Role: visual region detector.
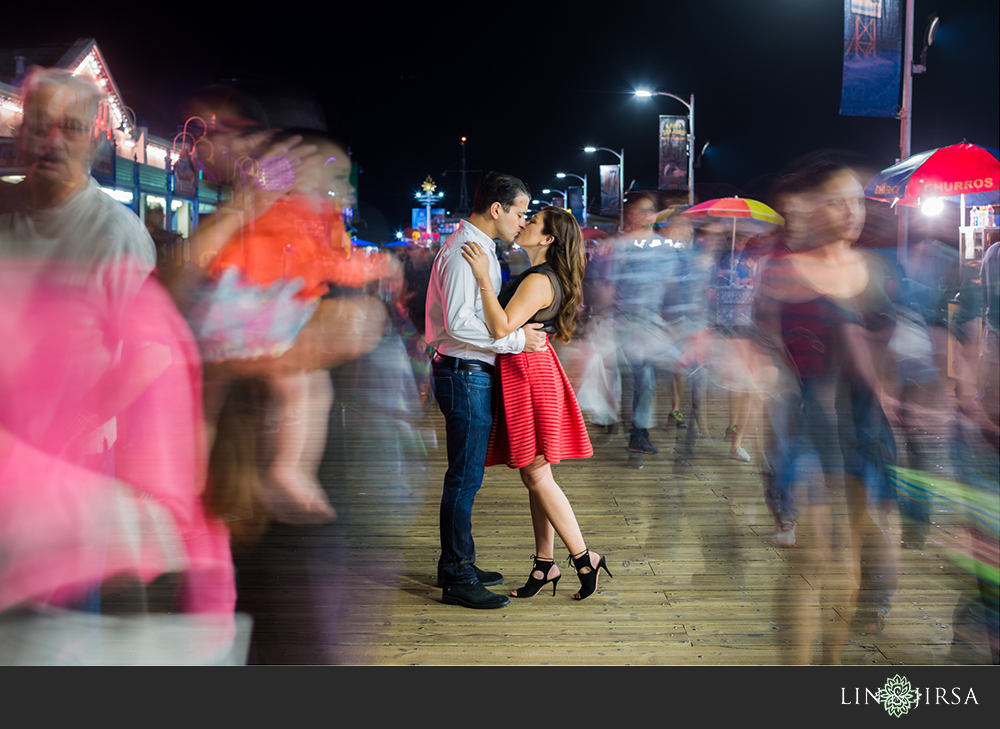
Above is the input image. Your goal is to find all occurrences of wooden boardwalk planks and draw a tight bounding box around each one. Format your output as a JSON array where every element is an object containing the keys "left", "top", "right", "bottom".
[{"left": 236, "top": 373, "right": 997, "bottom": 665}]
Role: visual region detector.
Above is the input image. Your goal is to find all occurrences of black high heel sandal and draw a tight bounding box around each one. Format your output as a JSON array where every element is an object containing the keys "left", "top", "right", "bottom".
[
  {"left": 569, "top": 549, "right": 612, "bottom": 600},
  {"left": 511, "top": 556, "right": 560, "bottom": 598}
]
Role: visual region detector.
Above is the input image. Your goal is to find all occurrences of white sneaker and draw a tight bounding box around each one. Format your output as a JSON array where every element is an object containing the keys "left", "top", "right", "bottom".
[
  {"left": 773, "top": 520, "right": 797, "bottom": 547},
  {"left": 728, "top": 447, "right": 751, "bottom": 462}
]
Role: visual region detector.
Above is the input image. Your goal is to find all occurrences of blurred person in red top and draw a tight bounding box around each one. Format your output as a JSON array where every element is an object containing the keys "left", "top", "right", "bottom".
[{"left": 757, "top": 155, "right": 901, "bottom": 661}]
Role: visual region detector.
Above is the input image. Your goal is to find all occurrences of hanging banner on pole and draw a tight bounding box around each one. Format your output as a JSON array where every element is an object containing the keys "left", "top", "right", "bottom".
[
  {"left": 658, "top": 115, "right": 689, "bottom": 191},
  {"left": 840, "top": 0, "right": 903, "bottom": 117},
  {"left": 567, "top": 186, "right": 584, "bottom": 223},
  {"left": 599, "top": 165, "right": 620, "bottom": 216}
]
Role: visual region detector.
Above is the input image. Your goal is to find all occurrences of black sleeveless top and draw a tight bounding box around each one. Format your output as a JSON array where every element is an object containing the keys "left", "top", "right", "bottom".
[{"left": 499, "top": 263, "right": 562, "bottom": 334}]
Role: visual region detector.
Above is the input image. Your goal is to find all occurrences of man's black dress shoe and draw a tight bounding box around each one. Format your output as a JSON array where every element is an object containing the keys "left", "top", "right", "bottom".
[
  {"left": 441, "top": 581, "right": 510, "bottom": 609},
  {"left": 437, "top": 564, "right": 503, "bottom": 587},
  {"left": 472, "top": 565, "right": 503, "bottom": 586}
]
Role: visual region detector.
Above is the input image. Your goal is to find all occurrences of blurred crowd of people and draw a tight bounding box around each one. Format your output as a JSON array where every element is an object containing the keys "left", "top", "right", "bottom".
[
  {"left": 0, "top": 68, "right": 409, "bottom": 663},
  {"left": 558, "top": 155, "right": 998, "bottom": 664},
  {"left": 0, "top": 66, "right": 995, "bottom": 664}
]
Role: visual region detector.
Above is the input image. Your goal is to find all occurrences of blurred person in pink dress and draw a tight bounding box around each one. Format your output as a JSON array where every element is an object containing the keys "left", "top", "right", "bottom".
[{"left": 0, "top": 69, "right": 238, "bottom": 662}]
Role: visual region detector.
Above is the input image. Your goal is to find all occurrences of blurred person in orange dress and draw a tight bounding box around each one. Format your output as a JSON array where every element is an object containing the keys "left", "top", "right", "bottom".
[
  {"left": 207, "top": 129, "right": 394, "bottom": 525},
  {"left": 178, "top": 84, "right": 390, "bottom": 530}
]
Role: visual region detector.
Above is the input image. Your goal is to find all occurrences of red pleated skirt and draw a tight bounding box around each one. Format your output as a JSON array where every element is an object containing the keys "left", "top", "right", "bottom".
[{"left": 485, "top": 346, "right": 594, "bottom": 469}]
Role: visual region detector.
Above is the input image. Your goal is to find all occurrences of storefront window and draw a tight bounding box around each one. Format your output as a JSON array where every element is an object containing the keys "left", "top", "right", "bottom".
[{"left": 100, "top": 187, "right": 134, "bottom": 205}]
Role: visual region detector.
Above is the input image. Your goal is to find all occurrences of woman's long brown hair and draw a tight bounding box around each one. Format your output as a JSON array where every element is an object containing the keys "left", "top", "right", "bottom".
[{"left": 540, "top": 206, "right": 586, "bottom": 343}]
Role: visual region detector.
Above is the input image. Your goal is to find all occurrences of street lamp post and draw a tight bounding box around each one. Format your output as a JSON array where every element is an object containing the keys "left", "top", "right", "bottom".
[
  {"left": 541, "top": 188, "right": 569, "bottom": 210},
  {"left": 584, "top": 146, "right": 624, "bottom": 231},
  {"left": 897, "top": 4, "right": 940, "bottom": 266},
  {"left": 530, "top": 200, "right": 553, "bottom": 216},
  {"left": 556, "top": 172, "right": 588, "bottom": 225},
  {"left": 635, "top": 89, "right": 695, "bottom": 206}
]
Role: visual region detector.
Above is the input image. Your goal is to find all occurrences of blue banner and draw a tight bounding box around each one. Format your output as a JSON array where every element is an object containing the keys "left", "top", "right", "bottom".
[
  {"left": 840, "top": 0, "right": 902, "bottom": 117},
  {"left": 567, "top": 186, "right": 584, "bottom": 223}
]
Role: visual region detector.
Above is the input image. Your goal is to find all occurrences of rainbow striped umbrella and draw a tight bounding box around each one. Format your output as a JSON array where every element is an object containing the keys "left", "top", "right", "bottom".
[{"left": 681, "top": 196, "right": 784, "bottom": 263}]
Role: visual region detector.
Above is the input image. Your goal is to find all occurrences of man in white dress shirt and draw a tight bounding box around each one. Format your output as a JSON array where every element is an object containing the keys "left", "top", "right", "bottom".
[{"left": 425, "top": 171, "right": 546, "bottom": 608}]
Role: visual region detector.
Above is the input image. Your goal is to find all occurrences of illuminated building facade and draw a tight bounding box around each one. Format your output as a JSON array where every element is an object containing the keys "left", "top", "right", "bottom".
[{"left": 0, "top": 38, "right": 231, "bottom": 262}]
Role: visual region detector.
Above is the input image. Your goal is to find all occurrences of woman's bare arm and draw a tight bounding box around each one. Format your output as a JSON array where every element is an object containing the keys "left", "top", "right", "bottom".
[
  {"left": 480, "top": 273, "right": 553, "bottom": 339},
  {"left": 461, "top": 242, "right": 553, "bottom": 338}
]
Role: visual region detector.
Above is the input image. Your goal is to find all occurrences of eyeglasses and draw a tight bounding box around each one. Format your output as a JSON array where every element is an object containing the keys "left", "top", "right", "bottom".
[{"left": 23, "top": 116, "right": 92, "bottom": 139}]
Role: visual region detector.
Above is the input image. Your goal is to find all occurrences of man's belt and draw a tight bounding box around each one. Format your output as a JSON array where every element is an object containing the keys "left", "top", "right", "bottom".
[{"left": 431, "top": 351, "right": 495, "bottom": 373}]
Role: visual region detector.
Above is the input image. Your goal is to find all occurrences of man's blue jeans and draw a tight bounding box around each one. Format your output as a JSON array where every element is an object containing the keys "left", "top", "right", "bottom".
[{"left": 431, "top": 362, "right": 494, "bottom": 585}]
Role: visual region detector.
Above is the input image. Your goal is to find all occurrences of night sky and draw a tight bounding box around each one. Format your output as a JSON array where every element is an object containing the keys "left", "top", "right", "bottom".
[{"left": 3, "top": 0, "right": 998, "bottom": 239}]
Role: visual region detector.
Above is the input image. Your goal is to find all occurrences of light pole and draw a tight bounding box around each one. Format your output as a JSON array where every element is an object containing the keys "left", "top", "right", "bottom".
[
  {"left": 635, "top": 89, "right": 695, "bottom": 206},
  {"left": 897, "top": 6, "right": 940, "bottom": 266},
  {"left": 541, "top": 188, "right": 569, "bottom": 210},
  {"left": 556, "top": 172, "right": 588, "bottom": 225},
  {"left": 584, "top": 146, "right": 624, "bottom": 231}
]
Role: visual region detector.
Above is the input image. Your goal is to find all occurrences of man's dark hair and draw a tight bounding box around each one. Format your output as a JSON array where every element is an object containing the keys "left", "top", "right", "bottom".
[{"left": 473, "top": 171, "right": 530, "bottom": 215}]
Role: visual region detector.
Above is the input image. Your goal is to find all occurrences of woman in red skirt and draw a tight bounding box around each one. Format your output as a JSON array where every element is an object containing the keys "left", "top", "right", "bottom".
[{"left": 461, "top": 206, "right": 609, "bottom": 600}]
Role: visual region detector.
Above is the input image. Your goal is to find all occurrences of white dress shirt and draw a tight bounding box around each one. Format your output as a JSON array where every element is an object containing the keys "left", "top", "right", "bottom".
[{"left": 425, "top": 219, "right": 525, "bottom": 364}]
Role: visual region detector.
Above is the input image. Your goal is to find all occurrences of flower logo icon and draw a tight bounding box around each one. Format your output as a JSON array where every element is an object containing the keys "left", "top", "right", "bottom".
[{"left": 881, "top": 675, "right": 917, "bottom": 717}]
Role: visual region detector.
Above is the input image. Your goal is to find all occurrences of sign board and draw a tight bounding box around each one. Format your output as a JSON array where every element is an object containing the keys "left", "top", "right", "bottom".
[{"left": 658, "top": 115, "right": 689, "bottom": 191}]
